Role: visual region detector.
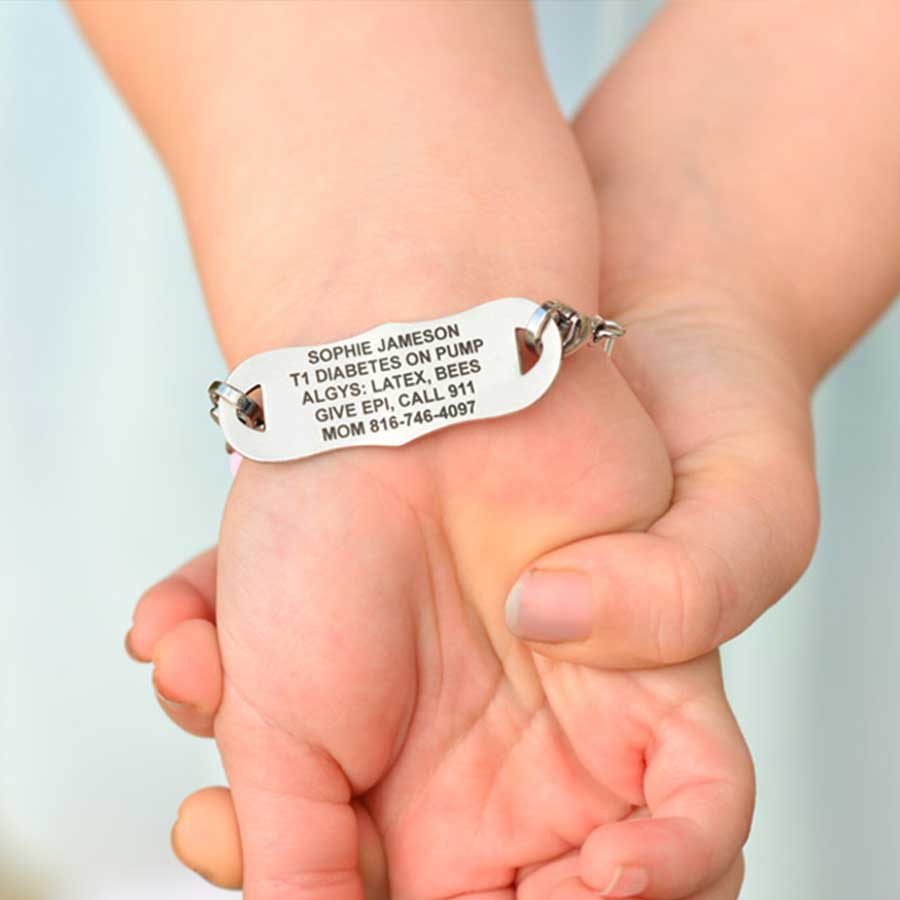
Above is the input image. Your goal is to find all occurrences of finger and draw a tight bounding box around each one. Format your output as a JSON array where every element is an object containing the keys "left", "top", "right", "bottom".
[
  {"left": 216, "top": 689, "right": 369, "bottom": 900},
  {"left": 516, "top": 849, "right": 580, "bottom": 900},
  {"left": 355, "top": 801, "right": 390, "bottom": 900},
  {"left": 126, "top": 547, "right": 218, "bottom": 662},
  {"left": 171, "top": 787, "right": 389, "bottom": 899},
  {"left": 505, "top": 439, "right": 818, "bottom": 667},
  {"left": 549, "top": 854, "right": 743, "bottom": 900},
  {"left": 152, "top": 618, "right": 223, "bottom": 737},
  {"left": 172, "top": 786, "right": 243, "bottom": 890},
  {"left": 577, "top": 666, "right": 753, "bottom": 898}
]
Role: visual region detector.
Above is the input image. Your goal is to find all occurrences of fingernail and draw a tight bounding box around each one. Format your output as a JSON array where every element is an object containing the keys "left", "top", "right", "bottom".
[
  {"left": 505, "top": 569, "right": 593, "bottom": 642},
  {"left": 124, "top": 629, "right": 141, "bottom": 662},
  {"left": 155, "top": 687, "right": 190, "bottom": 712},
  {"left": 153, "top": 672, "right": 191, "bottom": 711},
  {"left": 598, "top": 865, "right": 649, "bottom": 897}
]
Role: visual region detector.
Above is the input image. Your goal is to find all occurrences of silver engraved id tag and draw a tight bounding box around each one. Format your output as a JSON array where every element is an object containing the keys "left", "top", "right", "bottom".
[{"left": 215, "top": 297, "right": 563, "bottom": 462}]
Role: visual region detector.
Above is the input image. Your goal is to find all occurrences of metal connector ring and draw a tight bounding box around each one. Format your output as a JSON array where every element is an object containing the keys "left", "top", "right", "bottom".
[{"left": 208, "top": 380, "right": 265, "bottom": 431}]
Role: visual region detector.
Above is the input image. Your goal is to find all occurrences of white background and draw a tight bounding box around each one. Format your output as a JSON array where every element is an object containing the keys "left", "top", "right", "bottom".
[{"left": 2, "top": 2, "right": 898, "bottom": 897}]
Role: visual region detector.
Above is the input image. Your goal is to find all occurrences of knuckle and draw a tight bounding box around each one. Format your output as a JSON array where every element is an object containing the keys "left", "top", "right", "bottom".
[
  {"left": 755, "top": 452, "right": 821, "bottom": 600},
  {"left": 655, "top": 544, "right": 732, "bottom": 664}
]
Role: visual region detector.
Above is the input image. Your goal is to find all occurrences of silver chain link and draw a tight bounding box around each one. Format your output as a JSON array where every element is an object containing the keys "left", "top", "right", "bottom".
[
  {"left": 524, "top": 301, "right": 626, "bottom": 358},
  {"left": 208, "top": 380, "right": 265, "bottom": 431}
]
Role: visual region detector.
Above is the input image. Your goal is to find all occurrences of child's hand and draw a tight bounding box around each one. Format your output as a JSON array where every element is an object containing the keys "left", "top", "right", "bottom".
[
  {"left": 129, "top": 350, "right": 752, "bottom": 900},
  {"left": 132, "top": 551, "right": 750, "bottom": 900}
]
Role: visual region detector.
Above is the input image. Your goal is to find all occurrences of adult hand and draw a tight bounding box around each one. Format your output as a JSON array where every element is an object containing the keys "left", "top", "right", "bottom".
[{"left": 528, "top": 0, "right": 900, "bottom": 668}]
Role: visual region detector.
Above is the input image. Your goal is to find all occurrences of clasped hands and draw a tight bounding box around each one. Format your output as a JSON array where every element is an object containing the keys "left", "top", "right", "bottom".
[
  {"left": 100, "top": 5, "right": 827, "bottom": 899},
  {"left": 126, "top": 266, "right": 817, "bottom": 900}
]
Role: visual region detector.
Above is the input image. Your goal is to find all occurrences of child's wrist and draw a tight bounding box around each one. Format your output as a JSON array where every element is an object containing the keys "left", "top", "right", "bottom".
[
  {"left": 175, "top": 110, "right": 599, "bottom": 366},
  {"left": 206, "top": 258, "right": 590, "bottom": 369},
  {"left": 198, "top": 196, "right": 598, "bottom": 367}
]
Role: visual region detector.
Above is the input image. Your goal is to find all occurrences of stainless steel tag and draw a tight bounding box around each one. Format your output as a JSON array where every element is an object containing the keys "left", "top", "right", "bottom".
[{"left": 216, "top": 297, "right": 562, "bottom": 462}]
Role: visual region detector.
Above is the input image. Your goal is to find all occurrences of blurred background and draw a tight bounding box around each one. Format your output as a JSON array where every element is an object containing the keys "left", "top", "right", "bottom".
[{"left": 2, "top": 2, "right": 898, "bottom": 898}]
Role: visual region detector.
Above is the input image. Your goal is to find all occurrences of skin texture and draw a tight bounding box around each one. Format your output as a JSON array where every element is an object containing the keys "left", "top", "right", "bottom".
[
  {"left": 73, "top": 0, "right": 900, "bottom": 897},
  {"left": 131, "top": 391, "right": 756, "bottom": 899},
  {"left": 72, "top": 4, "right": 756, "bottom": 895}
]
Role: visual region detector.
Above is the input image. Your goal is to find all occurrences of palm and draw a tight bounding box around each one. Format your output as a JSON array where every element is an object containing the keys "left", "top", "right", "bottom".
[
  {"left": 213, "top": 350, "right": 740, "bottom": 898},
  {"left": 370, "top": 639, "right": 725, "bottom": 899}
]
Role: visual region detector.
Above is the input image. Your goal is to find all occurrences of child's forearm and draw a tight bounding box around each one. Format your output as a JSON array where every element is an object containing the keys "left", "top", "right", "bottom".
[
  {"left": 69, "top": 0, "right": 598, "bottom": 367},
  {"left": 575, "top": 0, "right": 900, "bottom": 388}
]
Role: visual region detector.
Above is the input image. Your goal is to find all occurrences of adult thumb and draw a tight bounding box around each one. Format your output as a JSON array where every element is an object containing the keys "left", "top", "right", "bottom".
[{"left": 504, "top": 445, "right": 819, "bottom": 667}]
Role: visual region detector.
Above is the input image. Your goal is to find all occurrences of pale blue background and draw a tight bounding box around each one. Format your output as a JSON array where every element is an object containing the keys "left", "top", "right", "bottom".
[{"left": 2, "top": 2, "right": 898, "bottom": 898}]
